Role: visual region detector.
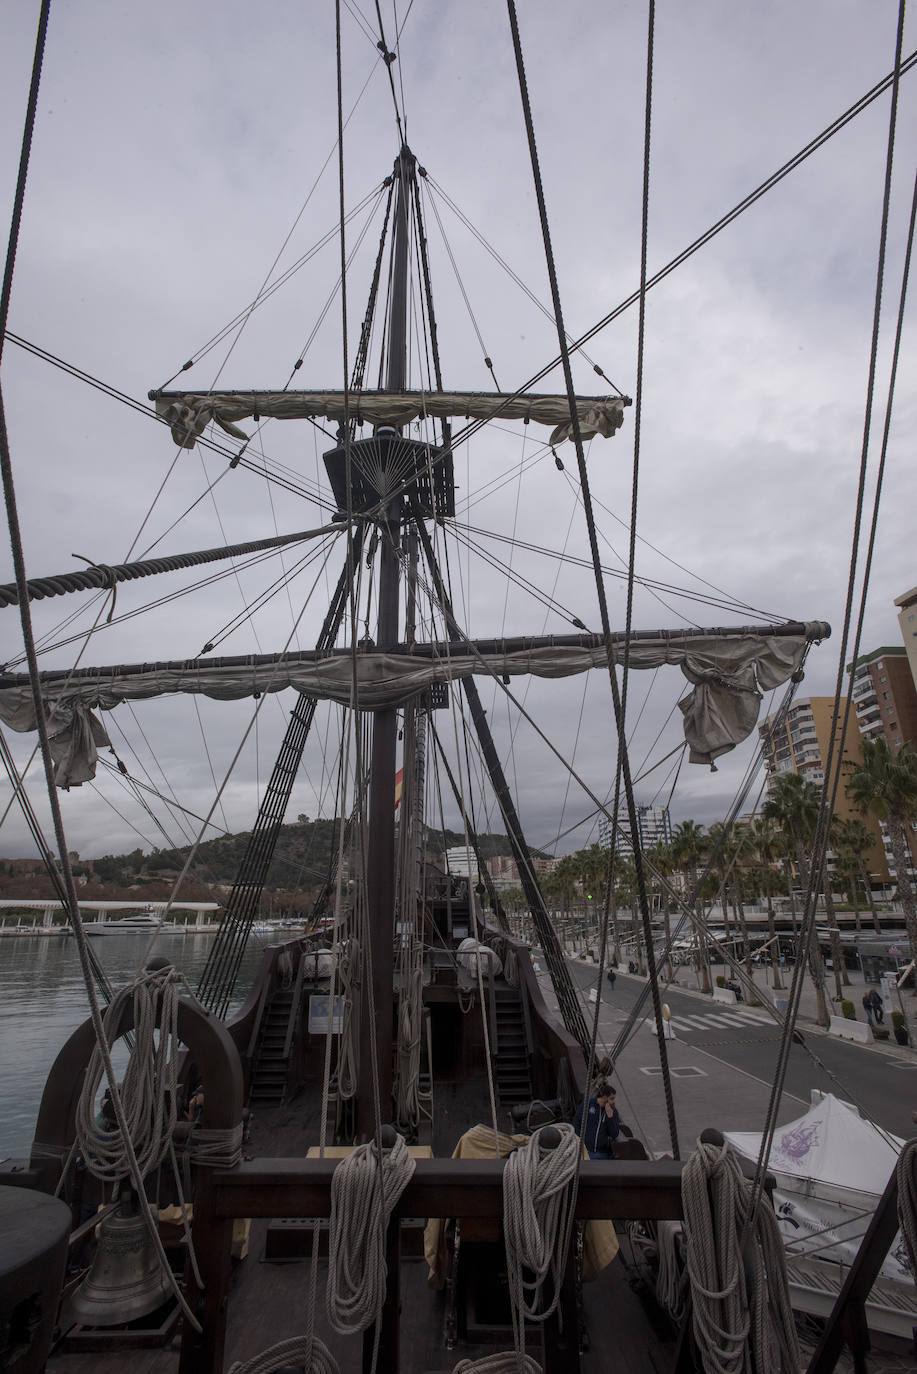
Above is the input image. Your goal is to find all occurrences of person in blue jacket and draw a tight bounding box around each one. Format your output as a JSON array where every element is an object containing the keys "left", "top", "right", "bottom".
[{"left": 572, "top": 1080, "right": 620, "bottom": 1159}]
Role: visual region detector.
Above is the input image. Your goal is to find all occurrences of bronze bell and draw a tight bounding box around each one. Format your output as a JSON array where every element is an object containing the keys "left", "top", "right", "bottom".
[{"left": 72, "top": 1198, "right": 173, "bottom": 1327}]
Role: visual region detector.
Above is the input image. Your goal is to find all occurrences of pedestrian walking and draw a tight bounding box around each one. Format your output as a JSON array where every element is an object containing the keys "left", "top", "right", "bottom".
[
  {"left": 606, "top": 967, "right": 616, "bottom": 991},
  {"left": 862, "top": 988, "right": 883, "bottom": 1025}
]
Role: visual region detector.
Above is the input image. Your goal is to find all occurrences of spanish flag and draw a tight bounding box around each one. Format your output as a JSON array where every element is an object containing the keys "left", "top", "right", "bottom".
[{"left": 394, "top": 767, "right": 404, "bottom": 811}]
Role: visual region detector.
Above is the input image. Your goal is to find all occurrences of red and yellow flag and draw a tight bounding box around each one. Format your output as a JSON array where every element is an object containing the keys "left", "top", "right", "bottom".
[{"left": 394, "top": 767, "right": 404, "bottom": 811}]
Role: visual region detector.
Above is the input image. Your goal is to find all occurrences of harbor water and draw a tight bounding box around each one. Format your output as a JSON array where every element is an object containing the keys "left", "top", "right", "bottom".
[{"left": 0, "top": 928, "right": 275, "bottom": 1159}]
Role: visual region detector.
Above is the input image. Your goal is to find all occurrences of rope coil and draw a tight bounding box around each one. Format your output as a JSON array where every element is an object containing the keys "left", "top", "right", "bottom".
[
  {"left": 326, "top": 1133, "right": 416, "bottom": 1334},
  {"left": 227, "top": 1334, "right": 338, "bottom": 1374},
  {"left": 75, "top": 964, "right": 184, "bottom": 1181},
  {"left": 681, "top": 1137, "right": 800, "bottom": 1374},
  {"left": 504, "top": 1123, "right": 579, "bottom": 1325}
]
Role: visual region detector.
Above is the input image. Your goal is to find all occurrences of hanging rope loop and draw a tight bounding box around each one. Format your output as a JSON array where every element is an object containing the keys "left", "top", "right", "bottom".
[
  {"left": 75, "top": 962, "right": 187, "bottom": 1181},
  {"left": 326, "top": 1132, "right": 416, "bottom": 1334},
  {"left": 503, "top": 1123, "right": 579, "bottom": 1324},
  {"left": 681, "top": 1136, "right": 800, "bottom": 1374}
]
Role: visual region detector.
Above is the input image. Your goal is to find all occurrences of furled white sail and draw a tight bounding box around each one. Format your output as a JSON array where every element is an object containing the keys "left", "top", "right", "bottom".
[
  {"left": 150, "top": 389, "right": 628, "bottom": 450},
  {"left": 0, "top": 625, "right": 828, "bottom": 788}
]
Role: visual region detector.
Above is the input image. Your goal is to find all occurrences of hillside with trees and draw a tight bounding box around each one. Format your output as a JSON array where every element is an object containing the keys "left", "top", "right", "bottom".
[{"left": 0, "top": 819, "right": 527, "bottom": 908}]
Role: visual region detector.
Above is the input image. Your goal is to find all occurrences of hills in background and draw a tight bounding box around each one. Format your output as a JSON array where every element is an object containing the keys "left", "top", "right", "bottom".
[{"left": 0, "top": 816, "right": 527, "bottom": 907}]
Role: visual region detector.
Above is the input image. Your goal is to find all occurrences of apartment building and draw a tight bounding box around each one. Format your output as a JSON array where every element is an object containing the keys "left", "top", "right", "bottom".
[
  {"left": 849, "top": 647, "right": 917, "bottom": 755},
  {"left": 758, "top": 695, "right": 888, "bottom": 882},
  {"left": 848, "top": 646, "right": 917, "bottom": 877},
  {"left": 598, "top": 803, "right": 673, "bottom": 853},
  {"left": 443, "top": 847, "right": 554, "bottom": 889}
]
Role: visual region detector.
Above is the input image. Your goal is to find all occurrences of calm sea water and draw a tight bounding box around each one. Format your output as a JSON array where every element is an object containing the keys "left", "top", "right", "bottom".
[{"left": 0, "top": 929, "right": 274, "bottom": 1159}]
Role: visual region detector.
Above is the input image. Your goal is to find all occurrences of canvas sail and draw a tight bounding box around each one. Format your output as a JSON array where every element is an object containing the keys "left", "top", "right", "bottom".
[
  {"left": 150, "top": 388, "right": 628, "bottom": 450},
  {"left": 0, "top": 623, "right": 828, "bottom": 787}
]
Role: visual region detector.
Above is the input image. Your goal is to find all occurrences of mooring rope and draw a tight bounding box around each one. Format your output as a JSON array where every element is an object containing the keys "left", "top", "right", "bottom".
[
  {"left": 681, "top": 1137, "right": 799, "bottom": 1374},
  {"left": 326, "top": 1134, "right": 416, "bottom": 1334}
]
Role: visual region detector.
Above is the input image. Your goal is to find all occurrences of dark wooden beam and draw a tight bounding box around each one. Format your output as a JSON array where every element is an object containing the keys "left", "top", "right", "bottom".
[{"left": 205, "top": 1156, "right": 686, "bottom": 1222}]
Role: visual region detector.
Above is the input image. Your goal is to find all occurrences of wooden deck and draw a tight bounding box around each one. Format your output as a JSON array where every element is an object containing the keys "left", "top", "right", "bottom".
[{"left": 44, "top": 1066, "right": 685, "bottom": 1373}]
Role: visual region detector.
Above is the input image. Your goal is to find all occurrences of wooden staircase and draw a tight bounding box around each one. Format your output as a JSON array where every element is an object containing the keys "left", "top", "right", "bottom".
[
  {"left": 492, "top": 984, "right": 532, "bottom": 1106},
  {"left": 249, "top": 987, "right": 295, "bottom": 1106}
]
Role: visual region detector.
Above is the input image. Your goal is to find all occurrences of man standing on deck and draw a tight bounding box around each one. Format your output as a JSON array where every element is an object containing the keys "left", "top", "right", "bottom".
[{"left": 573, "top": 1081, "right": 620, "bottom": 1159}]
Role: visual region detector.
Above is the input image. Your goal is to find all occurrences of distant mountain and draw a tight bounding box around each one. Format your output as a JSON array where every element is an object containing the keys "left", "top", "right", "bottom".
[{"left": 0, "top": 820, "right": 534, "bottom": 905}]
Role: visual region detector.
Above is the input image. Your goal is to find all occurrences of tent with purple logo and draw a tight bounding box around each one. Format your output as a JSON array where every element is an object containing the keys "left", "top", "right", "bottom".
[{"left": 724, "top": 1091, "right": 915, "bottom": 1336}]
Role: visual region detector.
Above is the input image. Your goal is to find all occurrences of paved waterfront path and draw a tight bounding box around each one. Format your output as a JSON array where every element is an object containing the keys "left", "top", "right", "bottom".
[{"left": 534, "top": 957, "right": 917, "bottom": 1155}]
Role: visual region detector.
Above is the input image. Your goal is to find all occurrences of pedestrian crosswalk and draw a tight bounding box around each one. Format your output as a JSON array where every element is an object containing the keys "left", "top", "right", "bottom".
[{"left": 644, "top": 1008, "right": 775, "bottom": 1035}]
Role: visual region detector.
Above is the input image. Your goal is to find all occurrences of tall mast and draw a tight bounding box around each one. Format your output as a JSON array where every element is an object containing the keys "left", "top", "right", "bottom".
[{"left": 357, "top": 146, "right": 414, "bottom": 1136}]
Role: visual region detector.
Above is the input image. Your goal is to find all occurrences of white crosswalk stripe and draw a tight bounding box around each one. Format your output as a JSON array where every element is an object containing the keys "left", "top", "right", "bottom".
[{"left": 645, "top": 1010, "right": 777, "bottom": 1035}]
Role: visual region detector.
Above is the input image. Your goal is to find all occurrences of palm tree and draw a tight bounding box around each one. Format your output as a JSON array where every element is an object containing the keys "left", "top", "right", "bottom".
[
  {"left": 646, "top": 841, "right": 675, "bottom": 982},
  {"left": 832, "top": 815, "right": 882, "bottom": 936},
  {"left": 729, "top": 821, "right": 759, "bottom": 1000},
  {"left": 749, "top": 814, "right": 784, "bottom": 989},
  {"left": 845, "top": 738, "right": 917, "bottom": 976},
  {"left": 671, "top": 819, "right": 711, "bottom": 994},
  {"left": 763, "top": 772, "right": 830, "bottom": 1026}
]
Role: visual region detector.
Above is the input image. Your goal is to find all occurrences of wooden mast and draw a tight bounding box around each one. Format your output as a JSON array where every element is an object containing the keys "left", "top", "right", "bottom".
[{"left": 356, "top": 145, "right": 413, "bottom": 1137}]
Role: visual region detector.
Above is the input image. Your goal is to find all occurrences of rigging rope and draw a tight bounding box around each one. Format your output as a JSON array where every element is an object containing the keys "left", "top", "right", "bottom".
[
  {"left": 748, "top": 0, "right": 911, "bottom": 1220},
  {"left": 506, "top": 0, "right": 679, "bottom": 1158}
]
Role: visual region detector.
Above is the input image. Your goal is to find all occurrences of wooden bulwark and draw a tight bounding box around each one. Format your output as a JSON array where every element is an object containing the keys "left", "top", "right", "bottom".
[{"left": 181, "top": 1156, "right": 687, "bottom": 1374}]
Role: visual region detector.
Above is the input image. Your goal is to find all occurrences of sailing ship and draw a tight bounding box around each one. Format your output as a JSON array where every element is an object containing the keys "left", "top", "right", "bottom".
[{"left": 0, "top": 4, "right": 915, "bottom": 1373}]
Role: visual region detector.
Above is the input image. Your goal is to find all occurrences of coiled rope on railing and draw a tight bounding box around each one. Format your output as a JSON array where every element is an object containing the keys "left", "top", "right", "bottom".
[
  {"left": 326, "top": 1133, "right": 416, "bottom": 1334},
  {"left": 897, "top": 1137, "right": 917, "bottom": 1275},
  {"left": 504, "top": 1124, "right": 580, "bottom": 1325},
  {"left": 454, "top": 1125, "right": 577, "bottom": 1374},
  {"left": 681, "top": 1136, "right": 799, "bottom": 1374},
  {"left": 75, "top": 964, "right": 183, "bottom": 1180}
]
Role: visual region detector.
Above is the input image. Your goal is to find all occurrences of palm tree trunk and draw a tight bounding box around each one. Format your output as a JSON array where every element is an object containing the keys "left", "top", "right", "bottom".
[
  {"left": 609, "top": 885, "right": 621, "bottom": 966},
  {"left": 765, "top": 872, "right": 783, "bottom": 990},
  {"left": 888, "top": 812, "right": 917, "bottom": 982},
  {"left": 849, "top": 869, "right": 862, "bottom": 933},
  {"left": 858, "top": 855, "right": 882, "bottom": 936},
  {"left": 795, "top": 836, "right": 829, "bottom": 1028},
  {"left": 632, "top": 898, "right": 644, "bottom": 974},
  {"left": 663, "top": 904, "right": 674, "bottom": 983},
  {"left": 783, "top": 860, "right": 799, "bottom": 937},
  {"left": 828, "top": 925, "right": 845, "bottom": 1000}
]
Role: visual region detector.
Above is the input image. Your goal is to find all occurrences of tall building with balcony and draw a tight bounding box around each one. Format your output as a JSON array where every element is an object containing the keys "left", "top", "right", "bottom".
[
  {"left": 758, "top": 695, "right": 888, "bottom": 882},
  {"left": 848, "top": 646, "right": 917, "bottom": 878},
  {"left": 849, "top": 647, "right": 917, "bottom": 755},
  {"left": 598, "top": 803, "right": 672, "bottom": 853}
]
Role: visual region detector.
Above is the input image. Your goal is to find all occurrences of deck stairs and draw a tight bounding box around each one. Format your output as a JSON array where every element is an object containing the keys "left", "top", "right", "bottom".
[
  {"left": 249, "top": 986, "right": 295, "bottom": 1106},
  {"left": 492, "top": 983, "right": 533, "bottom": 1107}
]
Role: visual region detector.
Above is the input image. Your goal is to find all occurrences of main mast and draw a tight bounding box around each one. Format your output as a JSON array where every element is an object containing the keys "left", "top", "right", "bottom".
[{"left": 357, "top": 145, "right": 414, "bottom": 1137}]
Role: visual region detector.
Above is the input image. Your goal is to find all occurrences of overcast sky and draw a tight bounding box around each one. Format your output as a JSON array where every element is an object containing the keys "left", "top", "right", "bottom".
[{"left": 1, "top": 1, "right": 915, "bottom": 869}]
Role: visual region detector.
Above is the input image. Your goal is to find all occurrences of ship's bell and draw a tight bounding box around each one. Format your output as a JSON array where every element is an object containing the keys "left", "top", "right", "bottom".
[{"left": 71, "top": 1199, "right": 172, "bottom": 1327}]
